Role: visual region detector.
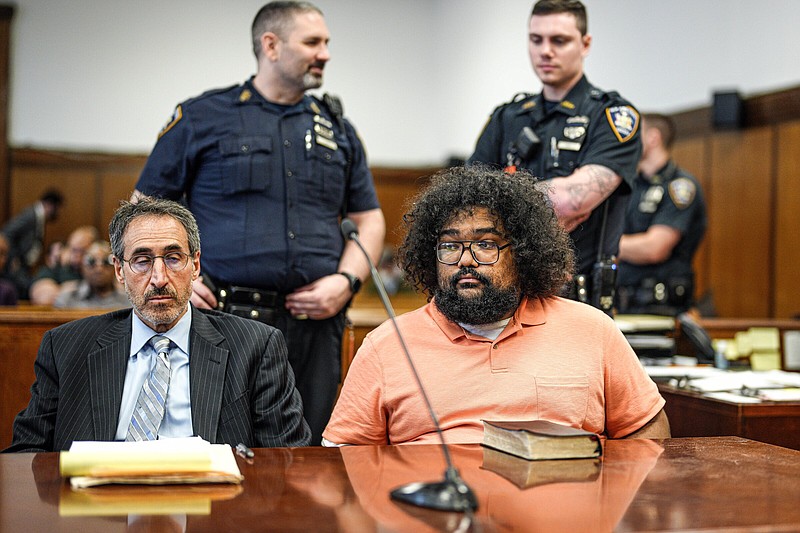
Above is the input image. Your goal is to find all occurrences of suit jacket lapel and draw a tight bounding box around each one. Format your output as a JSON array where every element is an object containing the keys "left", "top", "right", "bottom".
[
  {"left": 88, "top": 312, "right": 132, "bottom": 441},
  {"left": 189, "top": 309, "right": 229, "bottom": 441}
]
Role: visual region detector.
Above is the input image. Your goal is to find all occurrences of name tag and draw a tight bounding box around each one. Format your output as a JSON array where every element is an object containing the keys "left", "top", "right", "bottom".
[{"left": 557, "top": 140, "right": 581, "bottom": 151}]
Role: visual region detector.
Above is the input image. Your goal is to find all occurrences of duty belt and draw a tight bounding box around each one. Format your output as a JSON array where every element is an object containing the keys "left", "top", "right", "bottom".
[{"left": 215, "top": 284, "right": 287, "bottom": 324}]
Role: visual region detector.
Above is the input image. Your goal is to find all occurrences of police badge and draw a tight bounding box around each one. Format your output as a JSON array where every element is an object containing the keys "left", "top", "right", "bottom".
[
  {"left": 669, "top": 178, "right": 697, "bottom": 209},
  {"left": 157, "top": 105, "right": 183, "bottom": 139},
  {"left": 605, "top": 105, "right": 640, "bottom": 142}
]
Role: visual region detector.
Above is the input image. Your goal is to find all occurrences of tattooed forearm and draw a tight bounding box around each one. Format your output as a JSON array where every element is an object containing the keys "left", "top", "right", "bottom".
[{"left": 564, "top": 164, "right": 618, "bottom": 211}]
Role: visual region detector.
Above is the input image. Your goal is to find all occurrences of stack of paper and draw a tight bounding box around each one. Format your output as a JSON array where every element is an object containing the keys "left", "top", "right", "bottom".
[
  {"left": 676, "top": 370, "right": 800, "bottom": 403},
  {"left": 747, "top": 327, "right": 782, "bottom": 370},
  {"left": 60, "top": 437, "right": 243, "bottom": 488}
]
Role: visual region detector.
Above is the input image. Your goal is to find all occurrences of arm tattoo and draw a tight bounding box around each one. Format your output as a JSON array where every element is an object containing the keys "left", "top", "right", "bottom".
[{"left": 565, "top": 165, "right": 618, "bottom": 211}]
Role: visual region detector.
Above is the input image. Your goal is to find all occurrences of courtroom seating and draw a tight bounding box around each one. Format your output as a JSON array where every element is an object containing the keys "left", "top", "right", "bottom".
[{"left": 0, "top": 305, "right": 108, "bottom": 449}]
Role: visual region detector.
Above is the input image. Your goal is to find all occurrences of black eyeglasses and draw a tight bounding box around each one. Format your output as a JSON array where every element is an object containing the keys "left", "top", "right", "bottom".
[
  {"left": 82, "top": 254, "right": 114, "bottom": 268},
  {"left": 122, "top": 251, "right": 191, "bottom": 275},
  {"left": 435, "top": 240, "right": 511, "bottom": 265}
]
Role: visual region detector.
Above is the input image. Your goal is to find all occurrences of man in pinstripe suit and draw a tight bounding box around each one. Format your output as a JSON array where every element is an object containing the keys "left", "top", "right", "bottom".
[{"left": 5, "top": 197, "right": 311, "bottom": 452}]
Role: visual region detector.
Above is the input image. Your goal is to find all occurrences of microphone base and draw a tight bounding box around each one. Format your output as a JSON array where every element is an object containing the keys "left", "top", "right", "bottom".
[{"left": 390, "top": 469, "right": 478, "bottom": 512}]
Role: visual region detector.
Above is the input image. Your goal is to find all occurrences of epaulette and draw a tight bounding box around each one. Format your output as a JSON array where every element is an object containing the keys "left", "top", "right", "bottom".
[
  {"left": 512, "top": 91, "right": 533, "bottom": 103},
  {"left": 188, "top": 83, "right": 242, "bottom": 105},
  {"left": 592, "top": 88, "right": 631, "bottom": 107},
  {"left": 492, "top": 92, "right": 535, "bottom": 116},
  {"left": 589, "top": 87, "right": 610, "bottom": 101}
]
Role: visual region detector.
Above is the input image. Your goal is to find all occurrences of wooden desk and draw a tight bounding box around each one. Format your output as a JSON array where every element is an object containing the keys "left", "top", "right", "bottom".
[
  {"left": 659, "top": 383, "right": 800, "bottom": 450},
  {"left": 1, "top": 437, "right": 798, "bottom": 531}
]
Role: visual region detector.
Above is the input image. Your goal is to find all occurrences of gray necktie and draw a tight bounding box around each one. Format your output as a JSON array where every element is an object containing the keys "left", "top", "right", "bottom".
[{"left": 126, "top": 335, "right": 172, "bottom": 441}]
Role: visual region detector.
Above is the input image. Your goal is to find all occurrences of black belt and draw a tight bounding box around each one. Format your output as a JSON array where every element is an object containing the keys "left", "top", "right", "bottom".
[{"left": 214, "top": 283, "right": 289, "bottom": 324}]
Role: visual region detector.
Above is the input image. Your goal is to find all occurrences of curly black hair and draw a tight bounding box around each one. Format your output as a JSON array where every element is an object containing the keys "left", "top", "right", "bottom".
[{"left": 398, "top": 165, "right": 575, "bottom": 300}]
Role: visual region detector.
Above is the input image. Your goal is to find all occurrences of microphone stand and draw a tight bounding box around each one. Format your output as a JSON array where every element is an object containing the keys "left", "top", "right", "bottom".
[{"left": 341, "top": 220, "right": 478, "bottom": 512}]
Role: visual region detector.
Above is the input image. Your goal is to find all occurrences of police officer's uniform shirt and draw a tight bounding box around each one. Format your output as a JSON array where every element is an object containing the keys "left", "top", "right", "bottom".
[
  {"left": 617, "top": 160, "right": 707, "bottom": 287},
  {"left": 468, "top": 76, "right": 642, "bottom": 274},
  {"left": 135, "top": 78, "right": 380, "bottom": 292}
]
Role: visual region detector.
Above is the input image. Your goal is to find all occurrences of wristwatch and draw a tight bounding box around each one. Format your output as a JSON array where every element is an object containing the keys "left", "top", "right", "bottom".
[{"left": 337, "top": 271, "right": 362, "bottom": 294}]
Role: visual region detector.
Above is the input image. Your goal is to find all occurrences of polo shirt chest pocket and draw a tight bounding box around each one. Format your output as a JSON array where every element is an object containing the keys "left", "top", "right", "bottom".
[
  {"left": 535, "top": 375, "right": 590, "bottom": 425},
  {"left": 218, "top": 136, "right": 273, "bottom": 194}
]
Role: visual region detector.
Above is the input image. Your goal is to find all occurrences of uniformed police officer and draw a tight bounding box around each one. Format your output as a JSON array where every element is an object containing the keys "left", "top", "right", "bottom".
[
  {"left": 134, "top": 1, "right": 386, "bottom": 445},
  {"left": 468, "top": 0, "right": 641, "bottom": 313},
  {"left": 617, "top": 113, "right": 707, "bottom": 315}
]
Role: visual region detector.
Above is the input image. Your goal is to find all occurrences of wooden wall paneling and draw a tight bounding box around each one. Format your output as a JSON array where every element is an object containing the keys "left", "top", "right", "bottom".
[
  {"left": 99, "top": 172, "right": 140, "bottom": 233},
  {"left": 370, "top": 167, "right": 436, "bottom": 249},
  {"left": 6, "top": 149, "right": 148, "bottom": 257},
  {"left": 774, "top": 120, "right": 800, "bottom": 319},
  {"left": 707, "top": 127, "right": 774, "bottom": 317},
  {"left": 672, "top": 137, "right": 712, "bottom": 304}
]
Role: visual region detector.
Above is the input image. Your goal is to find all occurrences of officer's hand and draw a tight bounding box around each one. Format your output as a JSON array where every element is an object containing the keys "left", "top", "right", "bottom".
[
  {"left": 285, "top": 274, "right": 351, "bottom": 320},
  {"left": 191, "top": 277, "right": 217, "bottom": 310}
]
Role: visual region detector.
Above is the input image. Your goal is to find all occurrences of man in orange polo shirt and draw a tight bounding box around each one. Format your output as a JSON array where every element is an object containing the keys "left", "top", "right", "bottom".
[{"left": 323, "top": 165, "right": 669, "bottom": 446}]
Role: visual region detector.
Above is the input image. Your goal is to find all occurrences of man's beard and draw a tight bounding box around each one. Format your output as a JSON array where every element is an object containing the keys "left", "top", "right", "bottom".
[
  {"left": 434, "top": 267, "right": 521, "bottom": 325},
  {"left": 302, "top": 70, "right": 323, "bottom": 90},
  {"left": 125, "top": 284, "right": 190, "bottom": 329}
]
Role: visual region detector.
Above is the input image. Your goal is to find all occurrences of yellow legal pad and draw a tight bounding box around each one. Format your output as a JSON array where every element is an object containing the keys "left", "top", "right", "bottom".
[{"left": 60, "top": 437, "right": 243, "bottom": 488}]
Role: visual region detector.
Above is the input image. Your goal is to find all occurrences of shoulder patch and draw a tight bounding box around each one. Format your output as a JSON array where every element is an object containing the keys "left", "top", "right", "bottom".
[
  {"left": 605, "top": 105, "right": 640, "bottom": 142},
  {"left": 157, "top": 105, "right": 182, "bottom": 139},
  {"left": 668, "top": 178, "right": 697, "bottom": 209}
]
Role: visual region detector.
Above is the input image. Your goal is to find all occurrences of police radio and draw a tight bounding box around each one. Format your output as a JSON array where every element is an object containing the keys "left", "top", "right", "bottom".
[
  {"left": 505, "top": 127, "right": 541, "bottom": 173},
  {"left": 591, "top": 258, "right": 617, "bottom": 315},
  {"left": 590, "top": 200, "right": 617, "bottom": 317}
]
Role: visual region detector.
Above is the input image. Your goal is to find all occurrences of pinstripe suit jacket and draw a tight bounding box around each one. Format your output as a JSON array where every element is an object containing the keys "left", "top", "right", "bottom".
[{"left": 5, "top": 306, "right": 311, "bottom": 452}]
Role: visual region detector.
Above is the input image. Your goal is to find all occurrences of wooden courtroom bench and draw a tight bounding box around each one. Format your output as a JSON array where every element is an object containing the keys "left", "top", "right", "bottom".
[{"left": 0, "top": 306, "right": 108, "bottom": 450}]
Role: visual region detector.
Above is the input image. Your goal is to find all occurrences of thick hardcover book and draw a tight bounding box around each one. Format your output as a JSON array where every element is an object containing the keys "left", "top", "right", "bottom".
[
  {"left": 481, "top": 447, "right": 601, "bottom": 489},
  {"left": 481, "top": 419, "right": 602, "bottom": 461}
]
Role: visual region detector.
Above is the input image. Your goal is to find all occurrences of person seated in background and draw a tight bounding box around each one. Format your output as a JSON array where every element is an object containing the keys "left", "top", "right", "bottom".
[
  {"left": 43, "top": 240, "right": 65, "bottom": 272},
  {"left": 1, "top": 189, "right": 64, "bottom": 299},
  {"left": 616, "top": 113, "right": 707, "bottom": 315},
  {"left": 29, "top": 225, "right": 98, "bottom": 305},
  {"left": 323, "top": 165, "right": 669, "bottom": 446},
  {"left": 5, "top": 195, "right": 310, "bottom": 452},
  {"left": 0, "top": 233, "right": 18, "bottom": 305},
  {"left": 53, "top": 240, "right": 130, "bottom": 309}
]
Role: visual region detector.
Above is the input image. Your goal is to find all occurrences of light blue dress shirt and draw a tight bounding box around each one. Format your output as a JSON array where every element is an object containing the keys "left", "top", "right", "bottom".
[{"left": 114, "top": 307, "right": 193, "bottom": 440}]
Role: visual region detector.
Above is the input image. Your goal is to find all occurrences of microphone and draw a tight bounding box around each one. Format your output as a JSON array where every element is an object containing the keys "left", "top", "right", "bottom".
[{"left": 340, "top": 218, "right": 478, "bottom": 512}]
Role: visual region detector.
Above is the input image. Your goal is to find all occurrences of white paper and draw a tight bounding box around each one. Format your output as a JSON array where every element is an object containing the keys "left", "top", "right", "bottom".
[{"left": 69, "top": 436, "right": 210, "bottom": 453}]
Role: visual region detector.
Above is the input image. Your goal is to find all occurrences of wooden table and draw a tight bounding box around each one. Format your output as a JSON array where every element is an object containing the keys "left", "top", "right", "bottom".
[
  {"left": 1, "top": 437, "right": 799, "bottom": 532},
  {"left": 659, "top": 383, "right": 800, "bottom": 450}
]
